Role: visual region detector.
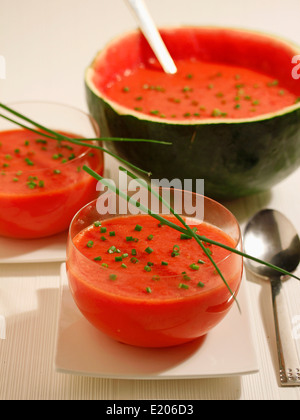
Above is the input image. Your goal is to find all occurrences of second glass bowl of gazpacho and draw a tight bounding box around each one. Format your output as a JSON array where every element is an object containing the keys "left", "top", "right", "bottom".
[
  {"left": 0, "top": 102, "right": 104, "bottom": 239},
  {"left": 66, "top": 189, "right": 243, "bottom": 348}
]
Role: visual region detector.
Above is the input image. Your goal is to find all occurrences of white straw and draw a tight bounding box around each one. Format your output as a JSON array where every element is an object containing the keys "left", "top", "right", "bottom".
[{"left": 125, "top": 0, "right": 177, "bottom": 74}]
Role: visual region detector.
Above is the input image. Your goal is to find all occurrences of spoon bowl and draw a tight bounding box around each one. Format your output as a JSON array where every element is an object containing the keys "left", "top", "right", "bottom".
[
  {"left": 244, "top": 209, "right": 300, "bottom": 279},
  {"left": 244, "top": 209, "right": 300, "bottom": 386}
]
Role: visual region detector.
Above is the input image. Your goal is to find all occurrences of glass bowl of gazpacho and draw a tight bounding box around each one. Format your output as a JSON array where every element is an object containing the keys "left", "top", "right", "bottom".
[
  {"left": 0, "top": 102, "right": 104, "bottom": 239},
  {"left": 66, "top": 189, "right": 243, "bottom": 348}
]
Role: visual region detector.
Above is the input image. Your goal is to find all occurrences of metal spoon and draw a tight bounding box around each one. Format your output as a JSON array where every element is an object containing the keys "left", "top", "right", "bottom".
[
  {"left": 244, "top": 209, "right": 300, "bottom": 386},
  {"left": 125, "top": 0, "right": 177, "bottom": 74}
]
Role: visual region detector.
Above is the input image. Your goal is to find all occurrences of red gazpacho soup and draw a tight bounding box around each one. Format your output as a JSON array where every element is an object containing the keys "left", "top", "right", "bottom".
[
  {"left": 67, "top": 214, "right": 242, "bottom": 348},
  {"left": 0, "top": 129, "right": 104, "bottom": 239},
  {"left": 101, "top": 60, "right": 299, "bottom": 120}
]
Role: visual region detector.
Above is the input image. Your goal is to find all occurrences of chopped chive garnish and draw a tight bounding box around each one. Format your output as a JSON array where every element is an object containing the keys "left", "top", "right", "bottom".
[
  {"left": 267, "top": 79, "right": 279, "bottom": 87},
  {"left": 121, "top": 263, "right": 127, "bottom": 269},
  {"left": 182, "top": 86, "right": 192, "bottom": 92},
  {"left": 152, "top": 275, "right": 160, "bottom": 281},
  {"left": 27, "top": 181, "right": 37, "bottom": 189},
  {"left": 53, "top": 169, "right": 61, "bottom": 174},
  {"left": 109, "top": 231, "right": 115, "bottom": 236},
  {"left": 145, "top": 246, "right": 153, "bottom": 254},
  {"left": 115, "top": 256, "right": 123, "bottom": 262},
  {"left": 109, "top": 274, "right": 117, "bottom": 281},
  {"left": 144, "top": 265, "right": 151, "bottom": 272},
  {"left": 180, "top": 233, "right": 192, "bottom": 240},
  {"left": 102, "top": 263, "right": 108, "bottom": 268},
  {"left": 94, "top": 256, "right": 102, "bottom": 261},
  {"left": 130, "top": 257, "right": 139, "bottom": 264},
  {"left": 190, "top": 263, "right": 200, "bottom": 271},
  {"left": 100, "top": 236, "right": 107, "bottom": 241},
  {"left": 205, "top": 247, "right": 212, "bottom": 256},
  {"left": 122, "top": 253, "right": 129, "bottom": 259},
  {"left": 198, "top": 259, "right": 205, "bottom": 264},
  {"left": 147, "top": 234, "right": 154, "bottom": 240},
  {"left": 197, "top": 282, "right": 205, "bottom": 288},
  {"left": 108, "top": 245, "right": 117, "bottom": 254},
  {"left": 179, "top": 283, "right": 189, "bottom": 289},
  {"left": 24, "top": 157, "right": 34, "bottom": 166},
  {"left": 94, "top": 221, "right": 101, "bottom": 227},
  {"left": 171, "top": 245, "right": 180, "bottom": 257},
  {"left": 211, "top": 108, "right": 223, "bottom": 117},
  {"left": 146, "top": 287, "right": 152, "bottom": 293},
  {"left": 131, "top": 249, "right": 137, "bottom": 256},
  {"left": 87, "top": 241, "right": 94, "bottom": 248},
  {"left": 134, "top": 224, "right": 143, "bottom": 231},
  {"left": 100, "top": 227, "right": 107, "bottom": 233},
  {"left": 161, "top": 261, "right": 168, "bottom": 266}
]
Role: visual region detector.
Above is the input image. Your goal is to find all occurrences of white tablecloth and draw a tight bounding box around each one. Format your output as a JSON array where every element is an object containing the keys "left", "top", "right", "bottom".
[{"left": 1, "top": 0, "right": 300, "bottom": 400}]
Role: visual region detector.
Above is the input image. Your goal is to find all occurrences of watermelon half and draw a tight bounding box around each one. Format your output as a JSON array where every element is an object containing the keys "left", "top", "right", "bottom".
[{"left": 85, "top": 26, "right": 300, "bottom": 199}]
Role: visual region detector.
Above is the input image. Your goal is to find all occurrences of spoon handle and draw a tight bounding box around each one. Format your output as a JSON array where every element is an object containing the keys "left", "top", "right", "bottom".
[
  {"left": 125, "top": 0, "right": 177, "bottom": 74},
  {"left": 270, "top": 277, "right": 300, "bottom": 386}
]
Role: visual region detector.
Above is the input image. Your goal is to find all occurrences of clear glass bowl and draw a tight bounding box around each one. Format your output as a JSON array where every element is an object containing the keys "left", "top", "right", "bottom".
[
  {"left": 0, "top": 102, "right": 104, "bottom": 239},
  {"left": 66, "top": 190, "right": 243, "bottom": 348}
]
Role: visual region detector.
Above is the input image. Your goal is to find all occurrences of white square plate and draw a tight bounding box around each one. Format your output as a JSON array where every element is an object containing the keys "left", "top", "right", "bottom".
[
  {"left": 55, "top": 264, "right": 259, "bottom": 379},
  {"left": 0, "top": 232, "right": 67, "bottom": 264}
]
